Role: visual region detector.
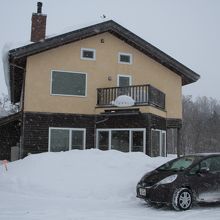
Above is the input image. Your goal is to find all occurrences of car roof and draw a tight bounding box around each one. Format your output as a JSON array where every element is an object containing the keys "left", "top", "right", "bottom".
[{"left": 185, "top": 153, "right": 220, "bottom": 157}]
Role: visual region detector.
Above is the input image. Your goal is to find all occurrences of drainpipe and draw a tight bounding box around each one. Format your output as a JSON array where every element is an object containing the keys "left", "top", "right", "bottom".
[
  {"left": 94, "top": 115, "right": 109, "bottom": 149},
  {"left": 177, "top": 128, "right": 181, "bottom": 157}
]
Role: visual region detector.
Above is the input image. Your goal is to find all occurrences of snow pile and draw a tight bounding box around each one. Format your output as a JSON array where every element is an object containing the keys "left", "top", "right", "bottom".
[
  {"left": 0, "top": 150, "right": 219, "bottom": 220},
  {"left": 0, "top": 149, "right": 170, "bottom": 200}
]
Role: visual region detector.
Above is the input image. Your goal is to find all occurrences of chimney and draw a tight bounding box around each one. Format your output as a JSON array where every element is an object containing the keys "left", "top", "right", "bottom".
[{"left": 30, "top": 2, "right": 47, "bottom": 42}]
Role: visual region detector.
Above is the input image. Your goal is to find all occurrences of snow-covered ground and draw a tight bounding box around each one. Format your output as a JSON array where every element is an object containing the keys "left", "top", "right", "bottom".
[{"left": 0, "top": 149, "right": 219, "bottom": 220}]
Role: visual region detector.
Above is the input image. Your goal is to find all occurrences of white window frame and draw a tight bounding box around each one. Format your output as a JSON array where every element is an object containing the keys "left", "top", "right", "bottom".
[
  {"left": 151, "top": 129, "right": 166, "bottom": 156},
  {"left": 117, "top": 74, "right": 132, "bottom": 87},
  {"left": 80, "top": 48, "right": 96, "bottom": 61},
  {"left": 50, "top": 70, "right": 87, "bottom": 97},
  {"left": 118, "top": 52, "right": 133, "bottom": 64},
  {"left": 48, "top": 127, "right": 86, "bottom": 152},
  {"left": 96, "top": 128, "right": 146, "bottom": 153}
]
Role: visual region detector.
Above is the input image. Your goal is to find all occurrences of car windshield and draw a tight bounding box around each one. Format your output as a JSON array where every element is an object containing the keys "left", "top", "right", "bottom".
[{"left": 157, "top": 156, "right": 200, "bottom": 171}]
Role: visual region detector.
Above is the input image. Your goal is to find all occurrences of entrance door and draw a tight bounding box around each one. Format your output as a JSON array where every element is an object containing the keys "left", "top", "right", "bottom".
[
  {"left": 97, "top": 131, "right": 109, "bottom": 151},
  {"left": 151, "top": 129, "right": 166, "bottom": 157},
  {"left": 117, "top": 75, "right": 132, "bottom": 96},
  {"left": 131, "top": 130, "right": 144, "bottom": 152}
]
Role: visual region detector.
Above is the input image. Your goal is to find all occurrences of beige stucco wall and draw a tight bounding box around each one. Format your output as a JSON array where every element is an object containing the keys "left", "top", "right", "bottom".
[{"left": 24, "top": 32, "right": 182, "bottom": 119}]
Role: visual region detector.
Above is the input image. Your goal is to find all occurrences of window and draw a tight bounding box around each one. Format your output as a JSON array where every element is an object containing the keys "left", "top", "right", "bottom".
[
  {"left": 199, "top": 156, "right": 220, "bottom": 172},
  {"left": 81, "top": 48, "right": 96, "bottom": 60},
  {"left": 51, "top": 71, "right": 87, "bottom": 96},
  {"left": 49, "top": 128, "right": 86, "bottom": 152},
  {"left": 189, "top": 164, "right": 200, "bottom": 175},
  {"left": 112, "top": 130, "right": 129, "bottom": 152},
  {"left": 151, "top": 129, "right": 166, "bottom": 157},
  {"left": 118, "top": 52, "right": 132, "bottom": 64},
  {"left": 50, "top": 129, "right": 69, "bottom": 152},
  {"left": 117, "top": 75, "right": 132, "bottom": 87},
  {"left": 96, "top": 128, "right": 146, "bottom": 153},
  {"left": 158, "top": 156, "right": 197, "bottom": 171}
]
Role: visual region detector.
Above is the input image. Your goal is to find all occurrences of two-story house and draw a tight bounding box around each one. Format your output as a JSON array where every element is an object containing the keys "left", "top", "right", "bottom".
[{"left": 0, "top": 3, "right": 200, "bottom": 160}]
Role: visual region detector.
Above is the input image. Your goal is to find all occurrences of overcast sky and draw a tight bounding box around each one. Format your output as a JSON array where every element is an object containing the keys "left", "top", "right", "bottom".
[{"left": 0, "top": 0, "right": 219, "bottom": 100}]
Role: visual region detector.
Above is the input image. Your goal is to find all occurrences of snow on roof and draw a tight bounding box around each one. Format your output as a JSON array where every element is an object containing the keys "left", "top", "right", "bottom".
[
  {"left": 2, "top": 41, "right": 33, "bottom": 99},
  {"left": 45, "top": 18, "right": 109, "bottom": 39},
  {"left": 0, "top": 106, "right": 8, "bottom": 118},
  {"left": 112, "top": 95, "right": 135, "bottom": 107},
  {"left": 2, "top": 44, "right": 11, "bottom": 98}
]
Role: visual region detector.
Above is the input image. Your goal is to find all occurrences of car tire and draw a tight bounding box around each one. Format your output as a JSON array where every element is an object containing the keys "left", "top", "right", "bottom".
[{"left": 172, "top": 188, "right": 192, "bottom": 211}]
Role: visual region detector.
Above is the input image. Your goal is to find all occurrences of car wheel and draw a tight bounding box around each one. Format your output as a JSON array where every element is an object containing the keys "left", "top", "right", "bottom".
[{"left": 172, "top": 188, "right": 192, "bottom": 211}]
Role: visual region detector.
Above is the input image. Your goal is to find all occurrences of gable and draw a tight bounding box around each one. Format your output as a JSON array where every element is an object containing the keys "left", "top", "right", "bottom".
[
  {"left": 23, "top": 32, "right": 182, "bottom": 118},
  {"left": 8, "top": 20, "right": 200, "bottom": 103}
]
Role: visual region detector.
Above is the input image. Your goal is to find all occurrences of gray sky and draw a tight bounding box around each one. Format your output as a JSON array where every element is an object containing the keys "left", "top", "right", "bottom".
[{"left": 0, "top": 0, "right": 219, "bottom": 99}]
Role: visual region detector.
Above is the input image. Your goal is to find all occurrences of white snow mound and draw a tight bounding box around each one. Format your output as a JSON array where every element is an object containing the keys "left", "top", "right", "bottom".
[{"left": 0, "top": 149, "right": 170, "bottom": 200}]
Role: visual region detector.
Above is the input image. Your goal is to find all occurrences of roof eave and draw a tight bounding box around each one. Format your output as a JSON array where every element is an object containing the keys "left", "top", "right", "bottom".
[{"left": 8, "top": 20, "right": 200, "bottom": 100}]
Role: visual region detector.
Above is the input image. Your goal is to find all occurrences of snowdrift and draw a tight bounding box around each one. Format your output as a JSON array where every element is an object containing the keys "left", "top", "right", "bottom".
[
  {"left": 1, "top": 150, "right": 219, "bottom": 220},
  {"left": 0, "top": 149, "right": 171, "bottom": 200}
]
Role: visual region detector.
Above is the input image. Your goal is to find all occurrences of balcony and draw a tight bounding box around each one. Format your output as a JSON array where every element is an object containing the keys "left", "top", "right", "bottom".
[{"left": 97, "top": 84, "right": 165, "bottom": 110}]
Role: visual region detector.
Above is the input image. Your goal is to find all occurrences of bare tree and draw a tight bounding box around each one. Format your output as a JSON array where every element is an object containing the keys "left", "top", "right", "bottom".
[{"left": 182, "top": 95, "right": 220, "bottom": 153}]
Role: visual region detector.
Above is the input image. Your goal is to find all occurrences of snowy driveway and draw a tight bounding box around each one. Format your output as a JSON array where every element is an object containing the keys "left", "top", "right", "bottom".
[{"left": 0, "top": 189, "right": 219, "bottom": 220}]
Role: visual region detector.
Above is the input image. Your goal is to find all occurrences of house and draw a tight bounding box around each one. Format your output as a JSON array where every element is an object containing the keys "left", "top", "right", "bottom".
[{"left": 0, "top": 2, "right": 200, "bottom": 160}]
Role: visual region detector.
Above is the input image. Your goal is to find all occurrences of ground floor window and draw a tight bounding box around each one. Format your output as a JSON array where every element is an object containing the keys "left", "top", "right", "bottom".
[
  {"left": 151, "top": 129, "right": 166, "bottom": 156},
  {"left": 96, "top": 129, "right": 146, "bottom": 153},
  {"left": 49, "top": 127, "right": 86, "bottom": 152}
]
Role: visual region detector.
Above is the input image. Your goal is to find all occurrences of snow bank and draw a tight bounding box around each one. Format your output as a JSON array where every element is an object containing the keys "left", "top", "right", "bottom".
[
  {"left": 0, "top": 150, "right": 219, "bottom": 220},
  {"left": 0, "top": 149, "right": 170, "bottom": 200}
]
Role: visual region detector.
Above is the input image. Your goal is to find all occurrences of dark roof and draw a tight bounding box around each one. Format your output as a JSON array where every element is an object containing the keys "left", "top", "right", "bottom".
[
  {"left": 0, "top": 112, "right": 21, "bottom": 126},
  {"left": 8, "top": 20, "right": 200, "bottom": 103}
]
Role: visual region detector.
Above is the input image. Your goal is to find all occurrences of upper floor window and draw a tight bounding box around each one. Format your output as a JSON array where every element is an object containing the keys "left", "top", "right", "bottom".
[
  {"left": 118, "top": 52, "right": 132, "bottom": 64},
  {"left": 81, "top": 48, "right": 96, "bottom": 60},
  {"left": 51, "top": 70, "right": 87, "bottom": 97},
  {"left": 117, "top": 74, "right": 132, "bottom": 87}
]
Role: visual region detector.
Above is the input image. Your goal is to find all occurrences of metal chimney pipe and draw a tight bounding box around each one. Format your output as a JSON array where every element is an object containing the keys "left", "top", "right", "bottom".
[{"left": 37, "top": 2, "right": 43, "bottom": 14}]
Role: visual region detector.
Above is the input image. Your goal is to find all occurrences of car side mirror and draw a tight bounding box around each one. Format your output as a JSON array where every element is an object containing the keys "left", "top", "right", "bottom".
[{"left": 198, "top": 167, "right": 210, "bottom": 174}]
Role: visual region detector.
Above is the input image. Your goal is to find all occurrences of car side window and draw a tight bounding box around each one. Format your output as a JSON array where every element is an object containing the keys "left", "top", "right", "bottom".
[
  {"left": 199, "top": 156, "right": 220, "bottom": 173},
  {"left": 209, "top": 156, "right": 220, "bottom": 172}
]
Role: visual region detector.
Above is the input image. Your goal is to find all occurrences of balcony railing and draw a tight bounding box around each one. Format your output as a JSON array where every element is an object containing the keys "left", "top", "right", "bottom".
[{"left": 97, "top": 84, "right": 165, "bottom": 110}]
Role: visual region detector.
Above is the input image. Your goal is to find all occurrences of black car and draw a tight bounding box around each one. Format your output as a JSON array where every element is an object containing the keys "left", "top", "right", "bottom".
[{"left": 136, "top": 153, "right": 220, "bottom": 210}]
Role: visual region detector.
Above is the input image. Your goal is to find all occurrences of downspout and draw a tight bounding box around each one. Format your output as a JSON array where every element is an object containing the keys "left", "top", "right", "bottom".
[
  {"left": 9, "top": 61, "right": 26, "bottom": 159},
  {"left": 94, "top": 115, "right": 109, "bottom": 149}
]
